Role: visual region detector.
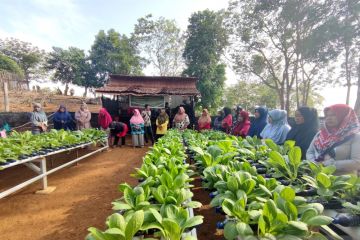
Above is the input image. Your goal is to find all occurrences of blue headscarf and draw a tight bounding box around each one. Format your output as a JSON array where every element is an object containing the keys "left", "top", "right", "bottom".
[
  {"left": 260, "top": 109, "right": 291, "bottom": 144},
  {"left": 248, "top": 106, "right": 268, "bottom": 138}
]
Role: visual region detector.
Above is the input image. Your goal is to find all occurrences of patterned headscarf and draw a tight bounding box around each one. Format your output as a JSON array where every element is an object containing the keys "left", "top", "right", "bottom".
[{"left": 314, "top": 104, "right": 360, "bottom": 156}]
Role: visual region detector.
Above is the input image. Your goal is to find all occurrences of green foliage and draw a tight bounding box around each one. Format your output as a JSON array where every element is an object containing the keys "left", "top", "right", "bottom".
[
  {"left": 0, "top": 54, "right": 24, "bottom": 76},
  {"left": 0, "top": 38, "right": 44, "bottom": 86},
  {"left": 0, "top": 129, "right": 106, "bottom": 165},
  {"left": 223, "top": 81, "right": 278, "bottom": 111},
  {"left": 133, "top": 14, "right": 184, "bottom": 76},
  {"left": 45, "top": 47, "right": 86, "bottom": 95},
  {"left": 226, "top": 0, "right": 343, "bottom": 110},
  {"left": 89, "top": 29, "right": 144, "bottom": 82},
  {"left": 183, "top": 9, "right": 228, "bottom": 110}
]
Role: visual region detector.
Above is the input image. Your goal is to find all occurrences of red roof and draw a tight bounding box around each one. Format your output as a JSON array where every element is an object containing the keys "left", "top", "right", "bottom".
[{"left": 96, "top": 75, "right": 199, "bottom": 96}]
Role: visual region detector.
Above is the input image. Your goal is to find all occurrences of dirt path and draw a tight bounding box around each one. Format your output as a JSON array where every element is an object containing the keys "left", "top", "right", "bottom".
[
  {"left": 192, "top": 177, "right": 224, "bottom": 240},
  {"left": 0, "top": 144, "right": 148, "bottom": 240}
]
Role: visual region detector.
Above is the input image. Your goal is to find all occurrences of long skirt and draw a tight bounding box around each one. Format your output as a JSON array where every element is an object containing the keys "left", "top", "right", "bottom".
[{"left": 132, "top": 134, "right": 144, "bottom": 147}]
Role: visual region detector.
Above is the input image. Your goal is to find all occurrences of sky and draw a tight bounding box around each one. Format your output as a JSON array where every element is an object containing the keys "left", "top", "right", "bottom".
[{"left": 0, "top": 0, "right": 357, "bottom": 110}]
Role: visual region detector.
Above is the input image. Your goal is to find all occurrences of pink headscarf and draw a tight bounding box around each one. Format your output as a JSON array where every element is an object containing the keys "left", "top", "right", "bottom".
[
  {"left": 174, "top": 107, "right": 187, "bottom": 122},
  {"left": 130, "top": 109, "right": 144, "bottom": 124}
]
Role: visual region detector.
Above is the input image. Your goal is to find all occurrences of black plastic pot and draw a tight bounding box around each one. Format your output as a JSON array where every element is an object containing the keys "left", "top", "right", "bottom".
[
  {"left": 308, "top": 199, "right": 343, "bottom": 210},
  {"left": 297, "top": 187, "right": 317, "bottom": 197},
  {"left": 253, "top": 163, "right": 265, "bottom": 169},
  {"left": 215, "top": 206, "right": 226, "bottom": 215},
  {"left": 6, "top": 159, "right": 17, "bottom": 163},
  {"left": 138, "top": 178, "right": 145, "bottom": 183},
  {"left": 256, "top": 168, "right": 267, "bottom": 174},
  {"left": 279, "top": 179, "right": 290, "bottom": 186},
  {"left": 0, "top": 161, "right": 9, "bottom": 166},
  {"left": 209, "top": 191, "right": 218, "bottom": 198},
  {"left": 333, "top": 213, "right": 360, "bottom": 227}
]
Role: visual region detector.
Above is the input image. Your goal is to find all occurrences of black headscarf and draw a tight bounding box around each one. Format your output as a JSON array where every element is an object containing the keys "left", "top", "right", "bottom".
[
  {"left": 286, "top": 107, "right": 319, "bottom": 159},
  {"left": 248, "top": 106, "right": 268, "bottom": 138}
]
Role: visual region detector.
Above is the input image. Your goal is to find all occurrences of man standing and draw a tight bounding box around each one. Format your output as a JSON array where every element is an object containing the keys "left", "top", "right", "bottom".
[{"left": 141, "top": 104, "right": 154, "bottom": 145}]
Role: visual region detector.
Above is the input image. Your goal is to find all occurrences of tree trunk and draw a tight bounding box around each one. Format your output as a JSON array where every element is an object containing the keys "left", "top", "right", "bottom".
[
  {"left": 3, "top": 81, "right": 9, "bottom": 112},
  {"left": 345, "top": 43, "right": 351, "bottom": 105},
  {"left": 64, "top": 83, "right": 69, "bottom": 96},
  {"left": 25, "top": 72, "right": 30, "bottom": 91},
  {"left": 354, "top": 57, "right": 360, "bottom": 116},
  {"left": 83, "top": 87, "right": 88, "bottom": 97}
]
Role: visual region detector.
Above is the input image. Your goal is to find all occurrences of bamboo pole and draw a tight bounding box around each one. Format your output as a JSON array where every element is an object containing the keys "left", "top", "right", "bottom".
[{"left": 3, "top": 80, "right": 9, "bottom": 112}]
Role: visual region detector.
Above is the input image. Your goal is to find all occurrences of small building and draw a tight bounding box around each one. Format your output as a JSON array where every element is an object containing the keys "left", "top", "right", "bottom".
[{"left": 95, "top": 74, "right": 199, "bottom": 124}]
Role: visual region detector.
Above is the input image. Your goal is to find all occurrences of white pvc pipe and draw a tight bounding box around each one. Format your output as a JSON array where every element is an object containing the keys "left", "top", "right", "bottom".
[{"left": 0, "top": 145, "right": 108, "bottom": 199}]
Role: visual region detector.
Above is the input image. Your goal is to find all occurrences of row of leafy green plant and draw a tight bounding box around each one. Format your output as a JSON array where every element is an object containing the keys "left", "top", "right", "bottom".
[
  {"left": 86, "top": 130, "right": 203, "bottom": 240},
  {"left": 183, "top": 130, "right": 360, "bottom": 240},
  {"left": 0, "top": 129, "right": 107, "bottom": 164}
]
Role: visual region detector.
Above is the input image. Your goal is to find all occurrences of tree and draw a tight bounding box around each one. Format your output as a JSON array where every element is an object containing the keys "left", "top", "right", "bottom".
[
  {"left": 335, "top": 0, "right": 360, "bottom": 105},
  {"left": 0, "top": 54, "right": 24, "bottom": 76},
  {"left": 223, "top": 81, "right": 278, "bottom": 111},
  {"left": 133, "top": 14, "right": 185, "bottom": 76},
  {"left": 0, "top": 38, "right": 44, "bottom": 89},
  {"left": 89, "top": 29, "right": 144, "bottom": 82},
  {"left": 183, "top": 10, "right": 228, "bottom": 110},
  {"left": 226, "top": 0, "right": 341, "bottom": 112},
  {"left": 73, "top": 61, "right": 103, "bottom": 97},
  {"left": 45, "top": 47, "right": 86, "bottom": 95}
]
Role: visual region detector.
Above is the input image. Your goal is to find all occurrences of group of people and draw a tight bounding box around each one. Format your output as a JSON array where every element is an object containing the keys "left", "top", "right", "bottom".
[
  {"left": 196, "top": 104, "right": 360, "bottom": 175},
  {"left": 30, "top": 102, "right": 91, "bottom": 134},
  {"left": 29, "top": 101, "right": 360, "bottom": 175}
]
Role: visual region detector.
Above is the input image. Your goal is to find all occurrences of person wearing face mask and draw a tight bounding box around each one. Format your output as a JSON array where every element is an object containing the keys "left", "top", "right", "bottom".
[
  {"left": 247, "top": 106, "right": 268, "bottom": 138},
  {"left": 260, "top": 109, "right": 291, "bottom": 144},
  {"left": 286, "top": 107, "right": 319, "bottom": 159},
  {"left": 30, "top": 103, "right": 48, "bottom": 135},
  {"left": 307, "top": 104, "right": 360, "bottom": 175},
  {"left": 232, "top": 110, "right": 251, "bottom": 138}
]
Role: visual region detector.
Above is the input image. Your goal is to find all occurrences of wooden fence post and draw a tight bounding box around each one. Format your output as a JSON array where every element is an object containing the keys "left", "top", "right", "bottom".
[{"left": 3, "top": 80, "right": 9, "bottom": 112}]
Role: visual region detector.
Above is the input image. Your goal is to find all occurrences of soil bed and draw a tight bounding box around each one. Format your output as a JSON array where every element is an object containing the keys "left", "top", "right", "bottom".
[{"left": 0, "top": 140, "right": 148, "bottom": 240}]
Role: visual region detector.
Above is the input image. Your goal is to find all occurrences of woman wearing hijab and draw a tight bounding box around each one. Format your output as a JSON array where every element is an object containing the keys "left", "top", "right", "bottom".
[
  {"left": 130, "top": 109, "right": 145, "bottom": 147},
  {"left": 156, "top": 108, "right": 169, "bottom": 139},
  {"left": 248, "top": 106, "right": 268, "bottom": 138},
  {"left": 222, "top": 107, "right": 233, "bottom": 134},
  {"left": 260, "top": 109, "right": 291, "bottom": 144},
  {"left": 286, "top": 107, "right": 319, "bottom": 159},
  {"left": 98, "top": 108, "right": 112, "bottom": 130},
  {"left": 75, "top": 103, "right": 91, "bottom": 130},
  {"left": 213, "top": 110, "right": 224, "bottom": 131},
  {"left": 173, "top": 107, "right": 190, "bottom": 131},
  {"left": 232, "top": 110, "right": 251, "bottom": 138},
  {"left": 53, "top": 105, "right": 74, "bottom": 130},
  {"left": 307, "top": 104, "right": 360, "bottom": 175},
  {"left": 198, "top": 109, "right": 212, "bottom": 131},
  {"left": 30, "top": 103, "right": 48, "bottom": 135}
]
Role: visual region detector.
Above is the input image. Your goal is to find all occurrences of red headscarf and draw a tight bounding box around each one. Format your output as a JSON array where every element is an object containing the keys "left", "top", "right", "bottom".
[
  {"left": 232, "top": 111, "right": 251, "bottom": 137},
  {"left": 314, "top": 104, "right": 360, "bottom": 155},
  {"left": 98, "top": 108, "right": 112, "bottom": 129}
]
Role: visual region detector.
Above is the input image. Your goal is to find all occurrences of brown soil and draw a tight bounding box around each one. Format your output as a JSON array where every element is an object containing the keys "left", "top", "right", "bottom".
[
  {"left": 192, "top": 177, "right": 225, "bottom": 240},
  {"left": 0, "top": 141, "right": 223, "bottom": 240},
  {"left": 0, "top": 142, "right": 148, "bottom": 240},
  {"left": 0, "top": 90, "right": 101, "bottom": 113}
]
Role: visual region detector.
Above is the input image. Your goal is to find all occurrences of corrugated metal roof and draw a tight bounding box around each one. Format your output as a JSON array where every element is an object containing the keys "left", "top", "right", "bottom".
[{"left": 96, "top": 74, "right": 199, "bottom": 96}]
